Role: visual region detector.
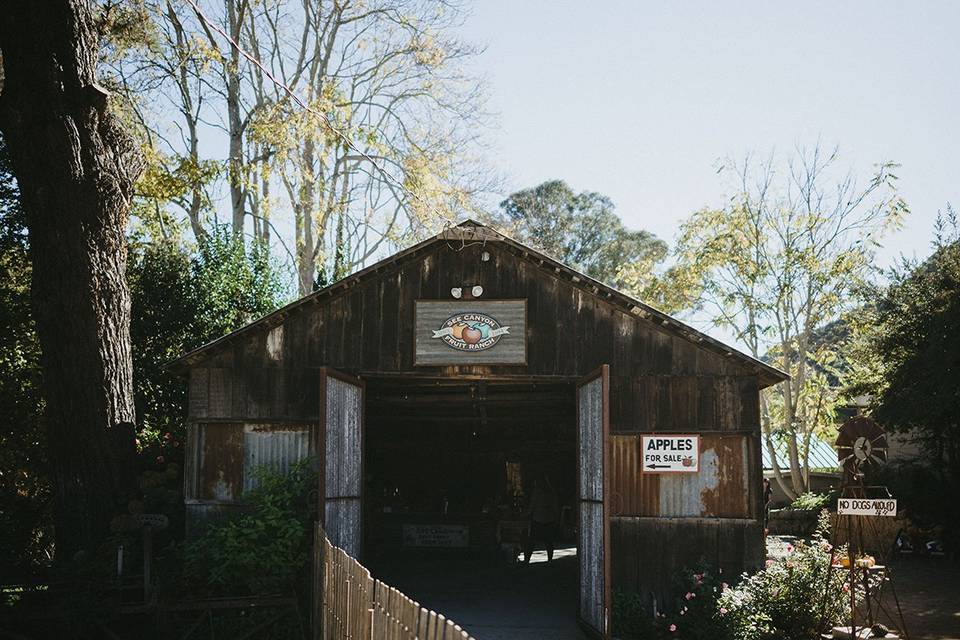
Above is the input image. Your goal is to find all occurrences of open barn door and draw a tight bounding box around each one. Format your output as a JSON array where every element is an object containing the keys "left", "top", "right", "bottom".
[
  {"left": 577, "top": 365, "right": 611, "bottom": 638},
  {"left": 318, "top": 368, "right": 364, "bottom": 559}
]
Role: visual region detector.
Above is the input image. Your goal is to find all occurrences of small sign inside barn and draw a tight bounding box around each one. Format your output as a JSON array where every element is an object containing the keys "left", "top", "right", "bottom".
[
  {"left": 402, "top": 524, "right": 470, "bottom": 548},
  {"left": 640, "top": 434, "right": 700, "bottom": 473},
  {"left": 837, "top": 498, "right": 897, "bottom": 517},
  {"left": 415, "top": 299, "right": 526, "bottom": 365}
]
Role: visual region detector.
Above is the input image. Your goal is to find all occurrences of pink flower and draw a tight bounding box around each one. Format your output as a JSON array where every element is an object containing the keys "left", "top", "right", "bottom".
[
  {"left": 843, "top": 583, "right": 850, "bottom": 593},
  {"left": 685, "top": 592, "right": 695, "bottom": 600},
  {"left": 669, "top": 624, "right": 677, "bottom": 632},
  {"left": 719, "top": 607, "right": 728, "bottom": 615},
  {"left": 722, "top": 582, "right": 729, "bottom": 590},
  {"left": 786, "top": 544, "right": 794, "bottom": 553},
  {"left": 765, "top": 559, "right": 775, "bottom": 567}
]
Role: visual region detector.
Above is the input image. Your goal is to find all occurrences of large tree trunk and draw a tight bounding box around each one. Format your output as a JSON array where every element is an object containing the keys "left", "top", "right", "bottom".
[{"left": 0, "top": 0, "right": 143, "bottom": 560}]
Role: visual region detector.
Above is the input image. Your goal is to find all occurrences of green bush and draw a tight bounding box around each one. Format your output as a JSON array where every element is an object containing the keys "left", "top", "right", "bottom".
[
  {"left": 613, "top": 565, "right": 727, "bottom": 639},
  {"left": 717, "top": 512, "right": 855, "bottom": 640},
  {"left": 184, "top": 459, "right": 316, "bottom": 595},
  {"left": 788, "top": 491, "right": 836, "bottom": 511}
]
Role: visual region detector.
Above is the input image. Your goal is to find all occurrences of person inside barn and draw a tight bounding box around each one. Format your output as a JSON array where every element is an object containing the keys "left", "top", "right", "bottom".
[{"left": 524, "top": 475, "right": 560, "bottom": 563}]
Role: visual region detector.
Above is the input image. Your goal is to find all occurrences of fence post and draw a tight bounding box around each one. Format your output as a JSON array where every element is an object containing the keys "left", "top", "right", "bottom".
[{"left": 311, "top": 522, "right": 325, "bottom": 640}]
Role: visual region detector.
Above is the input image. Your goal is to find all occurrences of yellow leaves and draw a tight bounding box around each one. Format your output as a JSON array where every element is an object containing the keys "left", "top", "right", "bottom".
[
  {"left": 136, "top": 144, "right": 220, "bottom": 202},
  {"left": 410, "top": 33, "right": 446, "bottom": 68},
  {"left": 401, "top": 151, "right": 455, "bottom": 228}
]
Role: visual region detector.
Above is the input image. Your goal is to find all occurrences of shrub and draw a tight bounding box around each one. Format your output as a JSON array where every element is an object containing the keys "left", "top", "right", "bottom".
[
  {"left": 613, "top": 566, "right": 727, "bottom": 640},
  {"left": 788, "top": 491, "right": 836, "bottom": 511},
  {"left": 184, "top": 459, "right": 316, "bottom": 595},
  {"left": 717, "top": 511, "right": 854, "bottom": 640}
]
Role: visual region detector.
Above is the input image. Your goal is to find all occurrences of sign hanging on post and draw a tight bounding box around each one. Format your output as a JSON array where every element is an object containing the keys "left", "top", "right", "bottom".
[
  {"left": 837, "top": 498, "right": 897, "bottom": 517},
  {"left": 640, "top": 434, "right": 700, "bottom": 473}
]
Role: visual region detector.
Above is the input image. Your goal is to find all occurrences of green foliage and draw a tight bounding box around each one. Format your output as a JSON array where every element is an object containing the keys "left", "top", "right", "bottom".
[
  {"left": 0, "top": 135, "right": 50, "bottom": 577},
  {"left": 717, "top": 513, "right": 851, "bottom": 640},
  {"left": 489, "top": 180, "right": 668, "bottom": 290},
  {"left": 185, "top": 460, "right": 316, "bottom": 595},
  {"left": 788, "top": 492, "right": 836, "bottom": 511},
  {"left": 614, "top": 566, "right": 728, "bottom": 639},
  {"left": 612, "top": 590, "right": 658, "bottom": 639},
  {"left": 128, "top": 228, "right": 288, "bottom": 531},
  {"left": 662, "top": 147, "right": 905, "bottom": 498},
  {"left": 129, "top": 227, "right": 288, "bottom": 450},
  {"left": 858, "top": 209, "right": 960, "bottom": 471}
]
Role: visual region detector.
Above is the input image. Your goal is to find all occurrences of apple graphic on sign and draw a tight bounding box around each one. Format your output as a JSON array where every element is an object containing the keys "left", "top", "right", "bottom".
[
  {"left": 682, "top": 456, "right": 694, "bottom": 467},
  {"left": 462, "top": 325, "right": 483, "bottom": 344}
]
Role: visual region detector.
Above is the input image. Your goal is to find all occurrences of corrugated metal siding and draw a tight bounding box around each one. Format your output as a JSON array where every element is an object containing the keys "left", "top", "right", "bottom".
[
  {"left": 577, "top": 375, "right": 605, "bottom": 633},
  {"left": 762, "top": 435, "right": 839, "bottom": 471},
  {"left": 611, "top": 434, "right": 752, "bottom": 518},
  {"left": 243, "top": 424, "right": 310, "bottom": 492},
  {"left": 324, "top": 376, "right": 363, "bottom": 557}
]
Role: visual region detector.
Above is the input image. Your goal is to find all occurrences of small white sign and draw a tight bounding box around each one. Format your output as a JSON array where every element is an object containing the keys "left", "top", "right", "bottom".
[
  {"left": 640, "top": 434, "right": 700, "bottom": 473},
  {"left": 837, "top": 498, "right": 897, "bottom": 517}
]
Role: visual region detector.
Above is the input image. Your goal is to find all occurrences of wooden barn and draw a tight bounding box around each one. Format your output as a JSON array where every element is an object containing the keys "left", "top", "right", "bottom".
[{"left": 173, "top": 220, "right": 787, "bottom": 637}]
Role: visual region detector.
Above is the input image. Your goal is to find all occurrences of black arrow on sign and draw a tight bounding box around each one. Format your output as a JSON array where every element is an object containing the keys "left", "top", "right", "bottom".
[{"left": 646, "top": 464, "right": 671, "bottom": 469}]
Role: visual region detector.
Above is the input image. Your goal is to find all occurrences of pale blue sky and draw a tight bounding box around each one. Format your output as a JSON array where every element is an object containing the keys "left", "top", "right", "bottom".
[{"left": 457, "top": 1, "right": 960, "bottom": 269}]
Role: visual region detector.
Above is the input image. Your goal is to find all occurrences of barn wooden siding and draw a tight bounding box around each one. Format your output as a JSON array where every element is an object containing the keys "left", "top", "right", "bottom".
[
  {"left": 180, "top": 233, "right": 774, "bottom": 601},
  {"left": 184, "top": 241, "right": 763, "bottom": 433}
]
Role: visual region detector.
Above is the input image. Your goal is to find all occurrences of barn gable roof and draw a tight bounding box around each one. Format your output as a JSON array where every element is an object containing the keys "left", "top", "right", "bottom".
[{"left": 172, "top": 220, "right": 788, "bottom": 387}]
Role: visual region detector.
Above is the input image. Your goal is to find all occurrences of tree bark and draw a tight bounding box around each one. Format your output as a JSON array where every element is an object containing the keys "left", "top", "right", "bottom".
[{"left": 0, "top": 0, "right": 144, "bottom": 560}]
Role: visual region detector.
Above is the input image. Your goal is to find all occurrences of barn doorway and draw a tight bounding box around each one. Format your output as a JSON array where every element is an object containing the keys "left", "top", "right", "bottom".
[{"left": 362, "top": 376, "right": 585, "bottom": 639}]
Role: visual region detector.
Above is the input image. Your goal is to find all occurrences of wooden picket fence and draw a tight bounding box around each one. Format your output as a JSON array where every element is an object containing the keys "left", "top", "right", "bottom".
[{"left": 313, "top": 525, "right": 477, "bottom": 640}]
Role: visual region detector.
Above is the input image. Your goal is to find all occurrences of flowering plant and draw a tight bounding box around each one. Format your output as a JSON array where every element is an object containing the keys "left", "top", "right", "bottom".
[{"left": 716, "top": 511, "right": 852, "bottom": 640}]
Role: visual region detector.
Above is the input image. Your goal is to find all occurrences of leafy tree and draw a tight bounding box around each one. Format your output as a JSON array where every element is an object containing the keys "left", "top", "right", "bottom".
[
  {"left": 129, "top": 228, "right": 289, "bottom": 453},
  {"left": 851, "top": 209, "right": 960, "bottom": 473},
  {"left": 0, "top": 136, "right": 51, "bottom": 577},
  {"left": 107, "top": 0, "right": 493, "bottom": 292},
  {"left": 491, "top": 180, "right": 668, "bottom": 291},
  {"left": 664, "top": 146, "right": 907, "bottom": 498}
]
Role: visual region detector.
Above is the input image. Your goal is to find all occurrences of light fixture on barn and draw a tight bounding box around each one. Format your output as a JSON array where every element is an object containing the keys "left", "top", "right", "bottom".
[{"left": 450, "top": 287, "right": 462, "bottom": 299}]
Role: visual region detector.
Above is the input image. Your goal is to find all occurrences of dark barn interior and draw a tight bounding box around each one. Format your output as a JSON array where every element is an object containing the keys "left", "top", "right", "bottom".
[
  {"left": 363, "top": 376, "right": 583, "bottom": 637},
  {"left": 364, "top": 377, "right": 577, "bottom": 554}
]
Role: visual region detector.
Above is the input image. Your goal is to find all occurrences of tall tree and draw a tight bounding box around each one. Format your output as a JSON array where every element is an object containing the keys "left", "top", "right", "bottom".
[
  {"left": 491, "top": 180, "right": 668, "bottom": 290},
  {"left": 850, "top": 209, "right": 960, "bottom": 472},
  {"left": 0, "top": 0, "right": 145, "bottom": 559},
  {"left": 665, "top": 146, "right": 907, "bottom": 498}
]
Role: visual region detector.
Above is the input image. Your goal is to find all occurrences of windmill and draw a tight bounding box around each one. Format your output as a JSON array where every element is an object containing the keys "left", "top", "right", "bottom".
[{"left": 819, "top": 416, "right": 909, "bottom": 640}]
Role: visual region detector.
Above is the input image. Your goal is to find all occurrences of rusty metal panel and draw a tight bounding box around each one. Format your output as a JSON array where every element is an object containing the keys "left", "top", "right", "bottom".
[
  {"left": 611, "top": 434, "right": 750, "bottom": 518},
  {"left": 243, "top": 424, "right": 310, "bottom": 493},
  {"left": 198, "top": 423, "right": 244, "bottom": 501}
]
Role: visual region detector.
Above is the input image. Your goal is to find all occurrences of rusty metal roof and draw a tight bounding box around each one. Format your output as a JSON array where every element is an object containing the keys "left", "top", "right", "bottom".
[{"left": 171, "top": 220, "right": 789, "bottom": 388}]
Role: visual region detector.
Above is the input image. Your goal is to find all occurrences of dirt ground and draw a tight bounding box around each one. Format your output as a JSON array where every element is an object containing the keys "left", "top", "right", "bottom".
[
  {"left": 889, "top": 555, "right": 960, "bottom": 640},
  {"left": 368, "top": 546, "right": 588, "bottom": 640},
  {"left": 769, "top": 536, "right": 959, "bottom": 640}
]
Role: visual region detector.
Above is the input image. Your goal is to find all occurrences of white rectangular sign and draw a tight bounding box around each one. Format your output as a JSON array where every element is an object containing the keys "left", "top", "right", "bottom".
[
  {"left": 641, "top": 434, "right": 700, "bottom": 474},
  {"left": 837, "top": 498, "right": 897, "bottom": 517}
]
